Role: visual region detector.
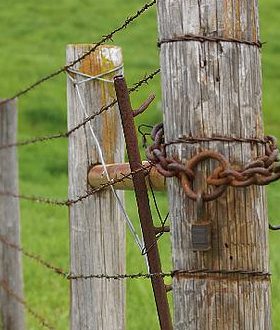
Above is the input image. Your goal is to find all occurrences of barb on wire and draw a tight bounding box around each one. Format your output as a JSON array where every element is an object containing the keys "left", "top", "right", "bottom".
[
  {"left": 0, "top": 0, "right": 156, "bottom": 105},
  {"left": 69, "top": 164, "right": 152, "bottom": 205},
  {"left": 0, "top": 164, "right": 151, "bottom": 207},
  {"left": 0, "top": 280, "right": 55, "bottom": 329},
  {"left": 67, "top": 268, "right": 270, "bottom": 281},
  {"left": 0, "top": 190, "right": 68, "bottom": 207},
  {"left": 66, "top": 68, "right": 160, "bottom": 137},
  {"left": 0, "top": 235, "right": 271, "bottom": 282},
  {"left": 0, "top": 235, "right": 67, "bottom": 278},
  {"left": 0, "top": 69, "right": 160, "bottom": 150}
]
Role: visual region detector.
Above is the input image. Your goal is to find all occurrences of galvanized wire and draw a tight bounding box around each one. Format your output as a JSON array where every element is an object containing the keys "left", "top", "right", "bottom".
[{"left": 68, "top": 67, "right": 144, "bottom": 253}]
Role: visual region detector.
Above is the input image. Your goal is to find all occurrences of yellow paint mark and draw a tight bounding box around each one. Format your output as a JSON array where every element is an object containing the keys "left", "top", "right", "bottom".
[{"left": 78, "top": 45, "right": 122, "bottom": 163}]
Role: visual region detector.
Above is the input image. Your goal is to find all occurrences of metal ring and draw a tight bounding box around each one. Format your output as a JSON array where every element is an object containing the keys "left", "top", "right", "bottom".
[{"left": 180, "top": 150, "right": 229, "bottom": 202}]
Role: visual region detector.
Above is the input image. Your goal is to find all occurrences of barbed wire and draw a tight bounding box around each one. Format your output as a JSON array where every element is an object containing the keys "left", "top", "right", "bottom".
[
  {"left": 0, "top": 280, "right": 55, "bottom": 330},
  {"left": 0, "top": 235, "right": 67, "bottom": 278},
  {"left": 0, "top": 69, "right": 160, "bottom": 151},
  {"left": 0, "top": 234, "right": 270, "bottom": 283},
  {"left": 0, "top": 0, "right": 156, "bottom": 106},
  {"left": 0, "top": 190, "right": 68, "bottom": 207},
  {"left": 0, "top": 164, "right": 152, "bottom": 207}
]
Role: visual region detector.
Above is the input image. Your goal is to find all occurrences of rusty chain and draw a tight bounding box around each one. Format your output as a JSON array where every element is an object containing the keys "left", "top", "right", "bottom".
[{"left": 146, "top": 123, "right": 280, "bottom": 202}]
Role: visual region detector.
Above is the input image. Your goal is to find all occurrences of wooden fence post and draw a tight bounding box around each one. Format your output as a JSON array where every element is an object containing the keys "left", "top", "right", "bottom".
[
  {"left": 157, "top": 2, "right": 271, "bottom": 329},
  {"left": 0, "top": 99, "right": 24, "bottom": 329},
  {"left": 67, "top": 45, "right": 125, "bottom": 330}
]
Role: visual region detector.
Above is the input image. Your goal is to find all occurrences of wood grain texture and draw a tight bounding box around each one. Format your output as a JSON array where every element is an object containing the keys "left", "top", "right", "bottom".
[
  {"left": 157, "top": 1, "right": 271, "bottom": 329},
  {"left": 67, "top": 45, "right": 125, "bottom": 330},
  {"left": 0, "top": 99, "right": 24, "bottom": 330}
]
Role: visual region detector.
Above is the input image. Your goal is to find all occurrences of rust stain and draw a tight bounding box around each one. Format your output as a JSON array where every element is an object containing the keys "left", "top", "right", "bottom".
[
  {"left": 79, "top": 45, "right": 120, "bottom": 163},
  {"left": 235, "top": 0, "right": 241, "bottom": 39}
]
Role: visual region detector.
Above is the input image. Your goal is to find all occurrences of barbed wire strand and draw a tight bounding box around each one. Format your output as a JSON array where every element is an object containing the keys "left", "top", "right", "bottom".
[
  {"left": 0, "top": 0, "right": 156, "bottom": 106},
  {"left": 68, "top": 68, "right": 144, "bottom": 253},
  {"left": 0, "top": 68, "right": 160, "bottom": 151},
  {"left": 0, "top": 280, "right": 55, "bottom": 330},
  {"left": 0, "top": 234, "right": 271, "bottom": 283},
  {"left": 0, "top": 165, "right": 152, "bottom": 207},
  {"left": 0, "top": 235, "right": 67, "bottom": 278}
]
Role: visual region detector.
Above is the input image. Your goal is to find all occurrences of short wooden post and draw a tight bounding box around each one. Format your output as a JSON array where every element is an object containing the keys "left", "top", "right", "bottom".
[
  {"left": 67, "top": 45, "right": 125, "bottom": 329},
  {"left": 157, "top": 2, "right": 271, "bottom": 329},
  {"left": 0, "top": 99, "right": 24, "bottom": 329}
]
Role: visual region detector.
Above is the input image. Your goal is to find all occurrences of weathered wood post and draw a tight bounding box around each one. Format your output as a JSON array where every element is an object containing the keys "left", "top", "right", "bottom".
[
  {"left": 67, "top": 45, "right": 125, "bottom": 329},
  {"left": 0, "top": 99, "right": 24, "bottom": 329},
  {"left": 157, "top": 2, "right": 271, "bottom": 329}
]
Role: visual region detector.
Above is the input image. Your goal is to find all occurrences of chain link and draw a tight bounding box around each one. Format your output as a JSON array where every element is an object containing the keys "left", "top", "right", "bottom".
[{"left": 146, "top": 123, "right": 280, "bottom": 201}]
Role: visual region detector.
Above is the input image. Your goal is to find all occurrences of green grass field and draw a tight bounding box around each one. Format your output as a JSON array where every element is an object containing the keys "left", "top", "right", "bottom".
[{"left": 0, "top": 0, "right": 280, "bottom": 329}]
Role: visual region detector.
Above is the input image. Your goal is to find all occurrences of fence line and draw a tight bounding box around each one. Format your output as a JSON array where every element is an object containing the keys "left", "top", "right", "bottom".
[
  {"left": 0, "top": 280, "right": 54, "bottom": 330},
  {"left": 0, "top": 165, "right": 151, "bottom": 207},
  {"left": 0, "top": 233, "right": 272, "bottom": 282},
  {"left": 1, "top": 233, "right": 270, "bottom": 282},
  {"left": 0, "top": 235, "right": 67, "bottom": 278},
  {"left": 0, "top": 0, "right": 156, "bottom": 106},
  {"left": 0, "top": 69, "right": 160, "bottom": 151}
]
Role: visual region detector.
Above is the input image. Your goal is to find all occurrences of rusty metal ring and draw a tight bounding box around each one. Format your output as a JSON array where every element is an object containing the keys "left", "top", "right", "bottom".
[
  {"left": 180, "top": 150, "right": 229, "bottom": 202},
  {"left": 167, "top": 162, "right": 195, "bottom": 180}
]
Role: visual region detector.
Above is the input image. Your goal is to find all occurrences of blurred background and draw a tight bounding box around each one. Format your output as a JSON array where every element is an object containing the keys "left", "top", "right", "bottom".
[{"left": 0, "top": 0, "right": 279, "bottom": 328}]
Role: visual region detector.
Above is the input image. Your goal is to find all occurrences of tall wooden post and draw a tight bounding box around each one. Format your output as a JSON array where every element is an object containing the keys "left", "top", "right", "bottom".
[
  {"left": 67, "top": 45, "right": 125, "bottom": 329},
  {"left": 0, "top": 99, "right": 24, "bottom": 329},
  {"left": 157, "top": 2, "right": 271, "bottom": 329}
]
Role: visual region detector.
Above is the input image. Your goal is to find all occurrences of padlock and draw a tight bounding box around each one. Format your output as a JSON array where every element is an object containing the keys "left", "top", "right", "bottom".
[{"left": 191, "top": 193, "right": 211, "bottom": 251}]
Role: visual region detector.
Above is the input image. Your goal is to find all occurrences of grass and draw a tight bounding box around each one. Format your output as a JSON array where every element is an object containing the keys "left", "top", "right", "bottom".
[{"left": 0, "top": 0, "right": 280, "bottom": 329}]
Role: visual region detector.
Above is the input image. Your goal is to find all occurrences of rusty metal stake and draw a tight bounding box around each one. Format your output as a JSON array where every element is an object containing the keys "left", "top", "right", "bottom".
[{"left": 114, "top": 75, "right": 173, "bottom": 330}]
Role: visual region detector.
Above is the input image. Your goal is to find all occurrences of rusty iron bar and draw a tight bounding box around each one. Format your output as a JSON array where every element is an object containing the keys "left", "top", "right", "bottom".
[
  {"left": 114, "top": 75, "right": 173, "bottom": 330},
  {"left": 154, "top": 226, "right": 170, "bottom": 235},
  {"left": 88, "top": 161, "right": 165, "bottom": 191}
]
